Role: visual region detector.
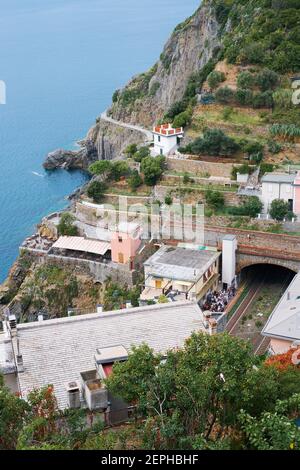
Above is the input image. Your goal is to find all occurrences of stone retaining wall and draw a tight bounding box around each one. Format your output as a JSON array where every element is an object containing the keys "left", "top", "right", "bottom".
[{"left": 166, "top": 157, "right": 235, "bottom": 178}]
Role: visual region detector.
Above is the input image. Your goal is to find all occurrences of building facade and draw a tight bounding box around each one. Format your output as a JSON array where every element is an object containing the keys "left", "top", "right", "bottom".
[{"left": 152, "top": 123, "right": 184, "bottom": 156}]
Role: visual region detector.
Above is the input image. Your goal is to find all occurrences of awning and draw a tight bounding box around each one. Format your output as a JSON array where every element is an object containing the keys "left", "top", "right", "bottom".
[{"left": 52, "top": 237, "right": 111, "bottom": 256}]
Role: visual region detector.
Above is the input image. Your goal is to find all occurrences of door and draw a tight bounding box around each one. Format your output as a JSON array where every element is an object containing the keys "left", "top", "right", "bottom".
[
  {"left": 118, "top": 253, "right": 124, "bottom": 264},
  {"left": 155, "top": 280, "right": 162, "bottom": 289}
]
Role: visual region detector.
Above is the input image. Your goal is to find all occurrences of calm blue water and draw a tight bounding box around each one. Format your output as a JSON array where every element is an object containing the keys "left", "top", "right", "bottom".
[{"left": 0, "top": 0, "right": 199, "bottom": 282}]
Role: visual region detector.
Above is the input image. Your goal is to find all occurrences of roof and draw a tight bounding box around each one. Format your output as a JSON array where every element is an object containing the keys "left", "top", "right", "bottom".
[
  {"left": 52, "top": 237, "right": 111, "bottom": 256},
  {"left": 153, "top": 123, "right": 184, "bottom": 136},
  {"left": 262, "top": 272, "right": 300, "bottom": 343},
  {"left": 261, "top": 173, "right": 295, "bottom": 184},
  {"left": 117, "top": 222, "right": 140, "bottom": 235},
  {"left": 14, "top": 301, "right": 204, "bottom": 409},
  {"left": 144, "top": 246, "right": 220, "bottom": 282}
]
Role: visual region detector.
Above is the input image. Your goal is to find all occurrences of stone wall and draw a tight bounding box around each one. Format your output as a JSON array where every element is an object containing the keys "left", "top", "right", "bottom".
[
  {"left": 166, "top": 157, "right": 235, "bottom": 178},
  {"left": 154, "top": 185, "right": 240, "bottom": 206}
]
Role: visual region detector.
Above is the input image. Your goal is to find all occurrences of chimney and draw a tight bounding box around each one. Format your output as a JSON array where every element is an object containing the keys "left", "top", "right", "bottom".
[
  {"left": 16, "top": 338, "right": 24, "bottom": 373},
  {"left": 65, "top": 381, "right": 81, "bottom": 409},
  {"left": 8, "top": 315, "right": 17, "bottom": 337}
]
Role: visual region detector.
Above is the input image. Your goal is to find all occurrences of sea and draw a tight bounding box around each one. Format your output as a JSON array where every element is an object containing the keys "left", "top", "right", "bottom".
[{"left": 0, "top": 0, "right": 199, "bottom": 282}]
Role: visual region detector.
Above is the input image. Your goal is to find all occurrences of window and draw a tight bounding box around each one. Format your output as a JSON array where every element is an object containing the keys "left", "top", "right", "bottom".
[
  {"left": 158, "top": 135, "right": 161, "bottom": 142},
  {"left": 155, "top": 280, "right": 162, "bottom": 289},
  {"left": 118, "top": 236, "right": 123, "bottom": 243},
  {"left": 160, "top": 149, "right": 163, "bottom": 155}
]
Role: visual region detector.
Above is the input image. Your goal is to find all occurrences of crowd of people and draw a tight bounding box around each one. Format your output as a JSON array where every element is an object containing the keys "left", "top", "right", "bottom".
[{"left": 202, "top": 286, "right": 236, "bottom": 313}]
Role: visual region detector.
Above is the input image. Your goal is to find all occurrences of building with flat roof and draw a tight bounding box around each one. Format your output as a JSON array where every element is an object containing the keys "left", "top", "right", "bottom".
[
  {"left": 262, "top": 271, "right": 300, "bottom": 354},
  {"left": 152, "top": 123, "right": 184, "bottom": 156},
  {"left": 141, "top": 245, "right": 220, "bottom": 303},
  {"left": 0, "top": 301, "right": 225, "bottom": 411},
  {"left": 260, "top": 172, "right": 300, "bottom": 215}
]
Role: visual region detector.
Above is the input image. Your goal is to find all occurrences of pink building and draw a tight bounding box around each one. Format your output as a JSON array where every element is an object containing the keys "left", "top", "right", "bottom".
[{"left": 111, "top": 222, "right": 142, "bottom": 267}]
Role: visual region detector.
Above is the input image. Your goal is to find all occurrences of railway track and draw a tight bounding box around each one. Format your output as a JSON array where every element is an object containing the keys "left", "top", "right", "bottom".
[{"left": 226, "top": 276, "right": 265, "bottom": 335}]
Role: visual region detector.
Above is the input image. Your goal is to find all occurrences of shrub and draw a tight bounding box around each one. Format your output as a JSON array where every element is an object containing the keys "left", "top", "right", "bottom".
[
  {"left": 110, "top": 161, "right": 131, "bottom": 181},
  {"left": 205, "top": 190, "right": 225, "bottom": 210},
  {"left": 260, "top": 162, "right": 274, "bottom": 175},
  {"left": 255, "top": 69, "right": 279, "bottom": 91},
  {"left": 222, "top": 106, "right": 234, "bottom": 121},
  {"left": 243, "top": 141, "right": 264, "bottom": 159},
  {"left": 207, "top": 70, "right": 226, "bottom": 90},
  {"left": 268, "top": 141, "right": 282, "bottom": 154},
  {"left": 133, "top": 146, "right": 150, "bottom": 162},
  {"left": 149, "top": 81, "right": 160, "bottom": 96},
  {"left": 87, "top": 181, "right": 107, "bottom": 203},
  {"left": 215, "top": 86, "right": 235, "bottom": 104},
  {"left": 141, "top": 156, "right": 165, "bottom": 186},
  {"left": 172, "top": 110, "right": 192, "bottom": 128},
  {"left": 252, "top": 91, "right": 273, "bottom": 109},
  {"left": 237, "top": 71, "right": 255, "bottom": 89},
  {"left": 128, "top": 170, "right": 143, "bottom": 192},
  {"left": 112, "top": 89, "right": 120, "bottom": 103},
  {"left": 164, "top": 195, "right": 173, "bottom": 206},
  {"left": 189, "top": 129, "right": 240, "bottom": 157},
  {"left": 57, "top": 212, "right": 78, "bottom": 236},
  {"left": 124, "top": 143, "right": 138, "bottom": 158},
  {"left": 235, "top": 88, "right": 254, "bottom": 106},
  {"left": 269, "top": 199, "right": 290, "bottom": 221},
  {"left": 183, "top": 172, "right": 190, "bottom": 184}
]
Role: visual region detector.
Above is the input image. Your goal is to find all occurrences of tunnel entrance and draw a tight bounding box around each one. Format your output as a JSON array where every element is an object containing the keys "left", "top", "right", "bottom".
[
  {"left": 241, "top": 263, "right": 296, "bottom": 285},
  {"left": 229, "top": 264, "right": 296, "bottom": 354}
]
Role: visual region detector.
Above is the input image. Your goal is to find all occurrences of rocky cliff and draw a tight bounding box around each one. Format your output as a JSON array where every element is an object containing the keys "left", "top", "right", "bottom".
[
  {"left": 109, "top": 1, "right": 221, "bottom": 127},
  {"left": 44, "top": 0, "right": 222, "bottom": 168}
]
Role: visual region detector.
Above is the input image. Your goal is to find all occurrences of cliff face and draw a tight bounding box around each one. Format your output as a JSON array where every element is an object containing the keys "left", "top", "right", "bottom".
[
  {"left": 109, "top": 1, "right": 221, "bottom": 127},
  {"left": 44, "top": 0, "right": 221, "bottom": 167}
]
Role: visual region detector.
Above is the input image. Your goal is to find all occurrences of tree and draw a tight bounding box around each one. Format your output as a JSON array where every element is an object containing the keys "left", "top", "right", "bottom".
[
  {"left": 205, "top": 190, "right": 225, "bottom": 210},
  {"left": 57, "top": 212, "right": 78, "bottom": 236},
  {"left": 164, "top": 195, "right": 173, "bottom": 206},
  {"left": 190, "top": 129, "right": 240, "bottom": 157},
  {"left": 0, "top": 374, "right": 30, "bottom": 450},
  {"left": 141, "top": 156, "right": 165, "bottom": 186},
  {"left": 269, "top": 199, "right": 290, "bottom": 221},
  {"left": 133, "top": 146, "right": 150, "bottom": 163},
  {"left": 239, "top": 394, "right": 300, "bottom": 450},
  {"left": 255, "top": 69, "right": 279, "bottom": 92},
  {"left": 110, "top": 161, "right": 130, "bottom": 181},
  {"left": 215, "top": 86, "right": 235, "bottom": 104},
  {"left": 207, "top": 71, "right": 226, "bottom": 90},
  {"left": 89, "top": 160, "right": 112, "bottom": 176},
  {"left": 87, "top": 180, "right": 107, "bottom": 203},
  {"left": 128, "top": 170, "right": 143, "bottom": 192},
  {"left": 172, "top": 110, "right": 191, "bottom": 128},
  {"left": 242, "top": 196, "right": 263, "bottom": 217},
  {"left": 237, "top": 71, "right": 255, "bottom": 89},
  {"left": 105, "top": 333, "right": 272, "bottom": 449},
  {"left": 124, "top": 143, "right": 138, "bottom": 158}
]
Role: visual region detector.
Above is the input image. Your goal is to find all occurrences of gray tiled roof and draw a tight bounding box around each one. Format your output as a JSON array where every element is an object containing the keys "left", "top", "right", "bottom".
[
  {"left": 261, "top": 173, "right": 295, "bottom": 184},
  {"left": 144, "top": 246, "right": 220, "bottom": 282},
  {"left": 15, "top": 301, "right": 204, "bottom": 409}
]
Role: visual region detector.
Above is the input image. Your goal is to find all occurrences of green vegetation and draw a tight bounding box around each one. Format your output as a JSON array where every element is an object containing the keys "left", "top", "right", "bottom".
[
  {"left": 270, "top": 124, "right": 300, "bottom": 142},
  {"left": 205, "top": 189, "right": 225, "bottom": 210},
  {"left": 223, "top": 0, "right": 300, "bottom": 73},
  {"left": 103, "top": 281, "right": 141, "bottom": 311},
  {"left": 132, "top": 146, "right": 150, "bottom": 162},
  {"left": 207, "top": 70, "right": 226, "bottom": 90},
  {"left": 57, "top": 212, "right": 78, "bottom": 237},
  {"left": 128, "top": 170, "right": 143, "bottom": 192},
  {"left": 181, "top": 129, "right": 240, "bottom": 157},
  {"left": 124, "top": 143, "right": 138, "bottom": 158},
  {"left": 87, "top": 180, "right": 107, "bottom": 203},
  {"left": 141, "top": 156, "right": 165, "bottom": 186},
  {"left": 228, "top": 197, "right": 263, "bottom": 218},
  {"left": 269, "top": 199, "right": 293, "bottom": 221}
]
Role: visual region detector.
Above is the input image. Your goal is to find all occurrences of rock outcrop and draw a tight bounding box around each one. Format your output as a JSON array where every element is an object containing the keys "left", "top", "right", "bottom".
[{"left": 43, "top": 139, "right": 98, "bottom": 170}]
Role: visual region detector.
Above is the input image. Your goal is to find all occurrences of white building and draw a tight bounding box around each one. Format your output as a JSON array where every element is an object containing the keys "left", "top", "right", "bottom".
[
  {"left": 0, "top": 301, "right": 223, "bottom": 410},
  {"left": 152, "top": 123, "right": 184, "bottom": 156},
  {"left": 222, "top": 235, "right": 237, "bottom": 288},
  {"left": 262, "top": 271, "right": 300, "bottom": 355},
  {"left": 261, "top": 173, "right": 296, "bottom": 214}
]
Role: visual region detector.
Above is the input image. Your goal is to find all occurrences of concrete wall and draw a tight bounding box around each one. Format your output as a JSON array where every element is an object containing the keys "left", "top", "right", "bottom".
[{"left": 261, "top": 181, "right": 294, "bottom": 213}]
